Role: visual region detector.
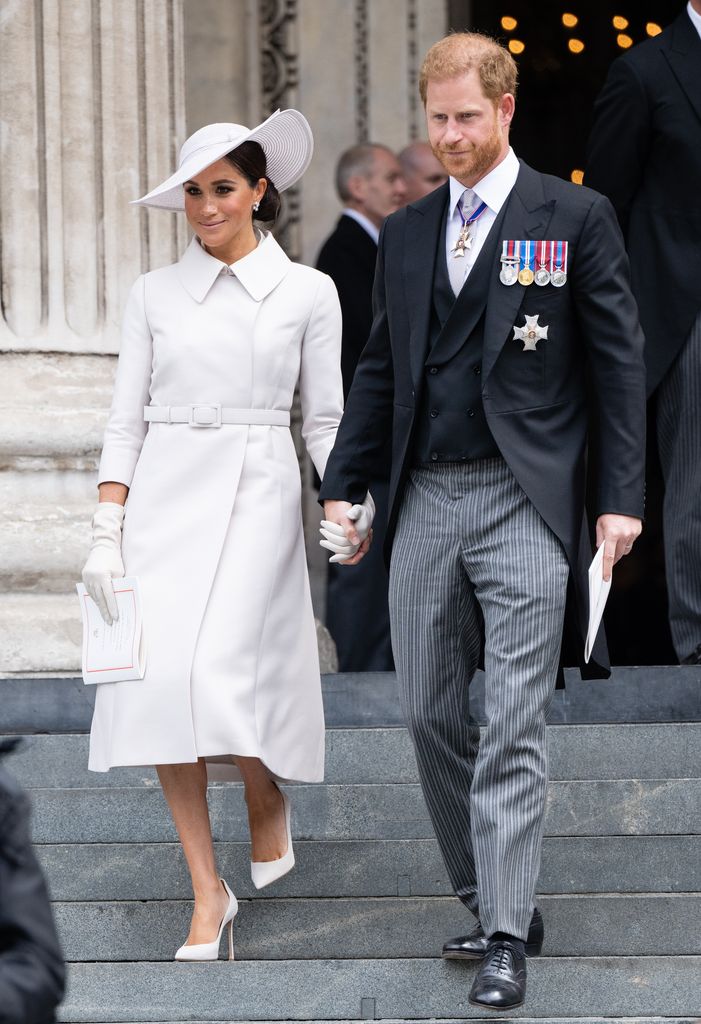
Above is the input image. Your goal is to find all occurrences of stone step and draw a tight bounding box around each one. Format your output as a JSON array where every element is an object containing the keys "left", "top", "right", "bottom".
[
  {"left": 4, "top": 665, "right": 701, "bottom": 734},
  {"left": 56, "top": 957, "right": 701, "bottom": 1021},
  {"left": 37, "top": 835, "right": 701, "bottom": 902},
  {"left": 54, "top": 1020, "right": 701, "bottom": 1024},
  {"left": 8, "top": 723, "right": 701, "bottom": 788},
  {"left": 29, "top": 779, "right": 701, "bottom": 844},
  {"left": 53, "top": 893, "right": 701, "bottom": 962}
]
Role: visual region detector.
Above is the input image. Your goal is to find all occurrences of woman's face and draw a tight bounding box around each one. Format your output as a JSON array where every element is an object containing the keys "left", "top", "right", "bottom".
[{"left": 183, "top": 158, "right": 266, "bottom": 255}]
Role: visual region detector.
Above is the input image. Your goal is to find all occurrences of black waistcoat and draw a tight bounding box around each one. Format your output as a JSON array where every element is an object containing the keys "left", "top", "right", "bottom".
[{"left": 413, "top": 203, "right": 507, "bottom": 464}]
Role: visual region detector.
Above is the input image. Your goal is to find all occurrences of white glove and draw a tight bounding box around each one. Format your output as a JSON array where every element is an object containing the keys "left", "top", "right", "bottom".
[
  {"left": 319, "top": 492, "right": 375, "bottom": 564},
  {"left": 81, "top": 502, "right": 126, "bottom": 625}
]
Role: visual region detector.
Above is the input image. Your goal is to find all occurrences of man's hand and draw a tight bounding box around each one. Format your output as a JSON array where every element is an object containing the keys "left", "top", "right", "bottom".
[
  {"left": 596, "top": 513, "right": 642, "bottom": 582},
  {"left": 321, "top": 500, "right": 373, "bottom": 566}
]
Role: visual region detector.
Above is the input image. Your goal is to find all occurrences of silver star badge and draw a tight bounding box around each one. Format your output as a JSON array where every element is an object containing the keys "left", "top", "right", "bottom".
[{"left": 513, "top": 314, "right": 549, "bottom": 352}]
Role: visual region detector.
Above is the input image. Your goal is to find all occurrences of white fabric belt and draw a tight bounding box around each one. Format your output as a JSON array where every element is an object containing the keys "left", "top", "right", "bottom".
[{"left": 144, "top": 405, "right": 290, "bottom": 428}]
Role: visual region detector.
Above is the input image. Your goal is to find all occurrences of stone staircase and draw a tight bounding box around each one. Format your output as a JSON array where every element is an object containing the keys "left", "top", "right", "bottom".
[{"left": 2, "top": 669, "right": 700, "bottom": 1022}]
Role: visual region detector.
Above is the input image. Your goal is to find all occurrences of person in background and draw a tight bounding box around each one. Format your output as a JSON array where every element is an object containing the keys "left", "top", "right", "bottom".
[
  {"left": 585, "top": 1, "right": 701, "bottom": 666},
  {"left": 0, "top": 740, "right": 65, "bottom": 1023},
  {"left": 316, "top": 144, "right": 406, "bottom": 671},
  {"left": 399, "top": 140, "right": 448, "bottom": 202}
]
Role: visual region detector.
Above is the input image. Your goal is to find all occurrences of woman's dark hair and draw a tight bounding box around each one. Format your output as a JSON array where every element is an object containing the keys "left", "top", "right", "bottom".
[{"left": 224, "top": 140, "right": 281, "bottom": 225}]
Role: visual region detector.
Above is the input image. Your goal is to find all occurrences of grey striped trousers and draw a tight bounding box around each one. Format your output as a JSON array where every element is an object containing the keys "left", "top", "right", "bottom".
[
  {"left": 657, "top": 309, "right": 701, "bottom": 662},
  {"left": 388, "top": 457, "right": 569, "bottom": 939}
]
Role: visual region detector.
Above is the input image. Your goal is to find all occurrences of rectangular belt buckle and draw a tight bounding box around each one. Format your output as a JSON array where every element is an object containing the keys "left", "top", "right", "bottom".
[{"left": 189, "top": 404, "right": 222, "bottom": 427}]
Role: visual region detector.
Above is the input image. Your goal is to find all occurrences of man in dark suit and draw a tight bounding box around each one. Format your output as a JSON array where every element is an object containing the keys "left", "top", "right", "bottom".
[
  {"left": 319, "top": 33, "right": 645, "bottom": 1010},
  {"left": 317, "top": 144, "right": 406, "bottom": 671},
  {"left": 586, "top": 2, "right": 701, "bottom": 665}
]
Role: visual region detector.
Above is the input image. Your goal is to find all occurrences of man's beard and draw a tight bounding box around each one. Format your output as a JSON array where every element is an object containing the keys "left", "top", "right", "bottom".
[{"left": 433, "top": 119, "right": 503, "bottom": 184}]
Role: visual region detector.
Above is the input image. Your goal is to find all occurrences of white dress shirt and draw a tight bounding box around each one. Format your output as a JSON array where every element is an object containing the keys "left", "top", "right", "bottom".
[
  {"left": 445, "top": 147, "right": 520, "bottom": 296},
  {"left": 687, "top": 1, "right": 701, "bottom": 39},
  {"left": 342, "top": 207, "right": 380, "bottom": 245}
]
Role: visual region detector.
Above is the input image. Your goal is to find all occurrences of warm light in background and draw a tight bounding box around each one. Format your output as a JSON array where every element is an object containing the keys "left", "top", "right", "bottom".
[
  {"left": 562, "top": 13, "right": 579, "bottom": 28},
  {"left": 568, "top": 38, "right": 585, "bottom": 53},
  {"left": 508, "top": 39, "right": 525, "bottom": 54},
  {"left": 617, "top": 33, "right": 633, "bottom": 48},
  {"left": 646, "top": 21, "right": 662, "bottom": 36},
  {"left": 571, "top": 170, "right": 584, "bottom": 185},
  {"left": 612, "top": 15, "right": 629, "bottom": 30},
  {"left": 501, "top": 16, "right": 518, "bottom": 31}
]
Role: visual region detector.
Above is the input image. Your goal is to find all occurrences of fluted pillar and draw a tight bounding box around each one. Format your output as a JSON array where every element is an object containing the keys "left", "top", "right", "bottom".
[{"left": 0, "top": 0, "right": 186, "bottom": 673}]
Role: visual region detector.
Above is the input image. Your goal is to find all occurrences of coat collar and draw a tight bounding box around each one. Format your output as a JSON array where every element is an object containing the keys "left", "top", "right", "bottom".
[{"left": 176, "top": 231, "right": 291, "bottom": 303}]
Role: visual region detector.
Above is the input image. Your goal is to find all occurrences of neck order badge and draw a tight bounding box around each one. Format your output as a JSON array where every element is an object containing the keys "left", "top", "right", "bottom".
[{"left": 452, "top": 197, "right": 488, "bottom": 258}]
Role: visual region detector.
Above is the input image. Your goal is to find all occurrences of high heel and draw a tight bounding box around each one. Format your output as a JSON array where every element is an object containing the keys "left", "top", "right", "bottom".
[
  {"left": 250, "top": 787, "right": 295, "bottom": 889},
  {"left": 174, "top": 878, "right": 238, "bottom": 961}
]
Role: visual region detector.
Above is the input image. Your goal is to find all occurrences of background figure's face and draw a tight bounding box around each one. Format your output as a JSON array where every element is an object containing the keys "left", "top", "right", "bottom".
[
  {"left": 426, "top": 70, "right": 514, "bottom": 187},
  {"left": 183, "top": 158, "right": 264, "bottom": 252},
  {"left": 349, "top": 149, "right": 407, "bottom": 227},
  {"left": 402, "top": 144, "right": 448, "bottom": 203}
]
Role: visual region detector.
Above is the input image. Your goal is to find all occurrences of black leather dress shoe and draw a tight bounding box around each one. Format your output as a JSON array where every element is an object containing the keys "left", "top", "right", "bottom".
[
  {"left": 469, "top": 939, "right": 527, "bottom": 1010},
  {"left": 681, "top": 643, "right": 701, "bottom": 665},
  {"left": 442, "top": 907, "right": 544, "bottom": 960}
]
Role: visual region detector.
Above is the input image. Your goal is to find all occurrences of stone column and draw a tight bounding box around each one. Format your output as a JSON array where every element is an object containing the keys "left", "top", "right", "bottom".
[{"left": 0, "top": 0, "right": 186, "bottom": 674}]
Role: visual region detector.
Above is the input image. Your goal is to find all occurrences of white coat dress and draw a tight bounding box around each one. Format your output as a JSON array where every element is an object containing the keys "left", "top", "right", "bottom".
[{"left": 88, "top": 232, "right": 344, "bottom": 782}]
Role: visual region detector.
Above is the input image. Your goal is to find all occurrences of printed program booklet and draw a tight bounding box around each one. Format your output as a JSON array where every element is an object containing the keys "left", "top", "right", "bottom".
[
  {"left": 76, "top": 576, "right": 146, "bottom": 684},
  {"left": 584, "top": 543, "right": 612, "bottom": 664}
]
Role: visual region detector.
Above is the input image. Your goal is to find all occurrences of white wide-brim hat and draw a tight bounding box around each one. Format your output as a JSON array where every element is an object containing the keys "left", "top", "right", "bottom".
[{"left": 132, "top": 108, "right": 313, "bottom": 210}]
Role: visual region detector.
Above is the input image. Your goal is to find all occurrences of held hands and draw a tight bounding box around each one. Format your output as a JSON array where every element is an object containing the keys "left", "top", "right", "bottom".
[
  {"left": 320, "top": 492, "right": 375, "bottom": 565},
  {"left": 596, "top": 513, "right": 642, "bottom": 582},
  {"left": 81, "top": 502, "right": 126, "bottom": 624}
]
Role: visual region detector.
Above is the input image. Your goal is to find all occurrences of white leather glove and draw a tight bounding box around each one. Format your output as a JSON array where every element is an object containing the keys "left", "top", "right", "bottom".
[
  {"left": 319, "top": 492, "right": 375, "bottom": 564},
  {"left": 81, "top": 502, "right": 126, "bottom": 625}
]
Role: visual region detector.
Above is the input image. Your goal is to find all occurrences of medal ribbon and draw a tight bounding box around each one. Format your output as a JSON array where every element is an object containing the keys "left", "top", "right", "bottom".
[
  {"left": 536, "top": 240, "right": 547, "bottom": 269},
  {"left": 520, "top": 239, "right": 534, "bottom": 275},
  {"left": 458, "top": 198, "right": 488, "bottom": 230}
]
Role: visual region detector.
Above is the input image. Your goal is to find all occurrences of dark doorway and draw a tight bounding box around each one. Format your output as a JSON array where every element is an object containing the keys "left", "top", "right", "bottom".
[{"left": 446, "top": 0, "right": 682, "bottom": 664}]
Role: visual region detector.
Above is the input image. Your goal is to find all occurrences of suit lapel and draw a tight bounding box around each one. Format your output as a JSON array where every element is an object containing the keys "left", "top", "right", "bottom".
[
  {"left": 403, "top": 184, "right": 448, "bottom": 393},
  {"left": 482, "top": 162, "right": 556, "bottom": 382},
  {"left": 664, "top": 11, "right": 701, "bottom": 129}
]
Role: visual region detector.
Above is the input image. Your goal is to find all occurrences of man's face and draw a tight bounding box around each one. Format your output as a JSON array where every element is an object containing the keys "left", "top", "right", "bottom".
[
  {"left": 426, "top": 70, "right": 514, "bottom": 187},
  {"left": 352, "top": 149, "right": 407, "bottom": 227},
  {"left": 403, "top": 145, "right": 448, "bottom": 202}
]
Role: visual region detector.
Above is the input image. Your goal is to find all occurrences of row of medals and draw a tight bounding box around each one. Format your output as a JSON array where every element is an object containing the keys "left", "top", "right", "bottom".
[{"left": 499, "top": 260, "right": 567, "bottom": 288}]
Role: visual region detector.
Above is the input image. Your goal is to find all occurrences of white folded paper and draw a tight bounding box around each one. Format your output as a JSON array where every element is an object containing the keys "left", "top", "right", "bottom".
[
  {"left": 584, "top": 544, "right": 612, "bottom": 663},
  {"left": 76, "top": 576, "right": 146, "bottom": 684}
]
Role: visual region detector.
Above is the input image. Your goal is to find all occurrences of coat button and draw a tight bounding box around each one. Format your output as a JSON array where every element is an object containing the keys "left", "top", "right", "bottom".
[
  {"left": 428, "top": 366, "right": 438, "bottom": 375},
  {"left": 473, "top": 365, "right": 481, "bottom": 375},
  {"left": 430, "top": 409, "right": 439, "bottom": 418},
  {"left": 467, "top": 409, "right": 475, "bottom": 418},
  {"left": 431, "top": 452, "right": 439, "bottom": 461}
]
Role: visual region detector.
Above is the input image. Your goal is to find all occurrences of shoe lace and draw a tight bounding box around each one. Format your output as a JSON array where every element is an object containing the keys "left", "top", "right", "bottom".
[{"left": 487, "top": 944, "right": 515, "bottom": 976}]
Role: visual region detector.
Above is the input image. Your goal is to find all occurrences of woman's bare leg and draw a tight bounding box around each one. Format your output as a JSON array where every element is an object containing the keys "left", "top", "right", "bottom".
[
  {"left": 156, "top": 760, "right": 229, "bottom": 944},
  {"left": 235, "top": 756, "right": 288, "bottom": 862}
]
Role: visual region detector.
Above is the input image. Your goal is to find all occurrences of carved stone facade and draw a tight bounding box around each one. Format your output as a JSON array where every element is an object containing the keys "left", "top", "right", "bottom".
[{"left": 0, "top": 0, "right": 447, "bottom": 676}]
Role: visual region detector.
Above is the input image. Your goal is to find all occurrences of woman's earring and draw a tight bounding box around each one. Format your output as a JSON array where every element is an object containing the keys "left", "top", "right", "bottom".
[{"left": 253, "top": 201, "right": 260, "bottom": 212}]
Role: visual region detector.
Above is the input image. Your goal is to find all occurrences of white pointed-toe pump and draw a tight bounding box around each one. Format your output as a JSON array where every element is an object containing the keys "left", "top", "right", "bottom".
[
  {"left": 174, "top": 878, "right": 238, "bottom": 961},
  {"left": 250, "top": 788, "right": 295, "bottom": 889}
]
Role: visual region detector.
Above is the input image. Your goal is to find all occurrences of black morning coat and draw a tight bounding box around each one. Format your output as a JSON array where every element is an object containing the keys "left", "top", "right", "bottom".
[
  {"left": 0, "top": 741, "right": 65, "bottom": 1023},
  {"left": 316, "top": 214, "right": 378, "bottom": 399},
  {"left": 585, "top": 8, "right": 701, "bottom": 395},
  {"left": 318, "top": 161, "right": 647, "bottom": 680}
]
